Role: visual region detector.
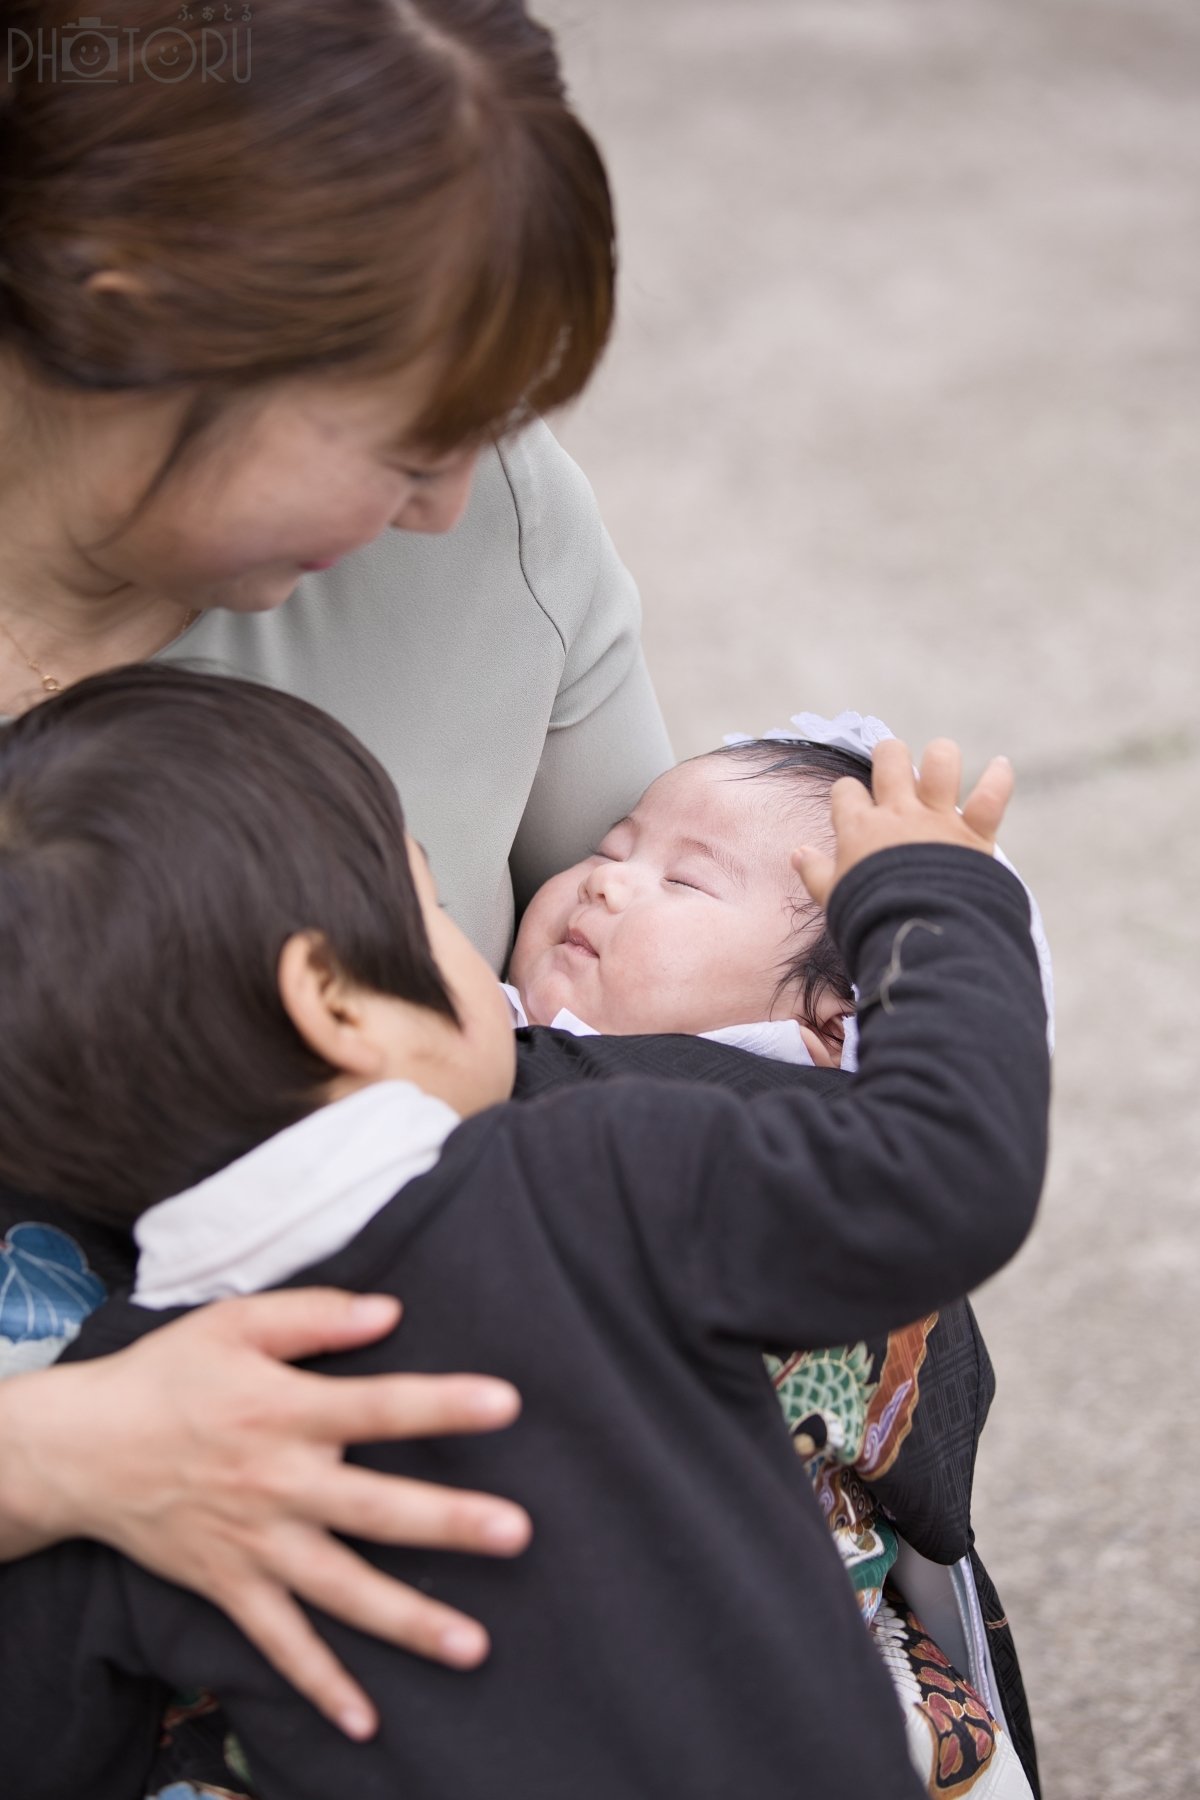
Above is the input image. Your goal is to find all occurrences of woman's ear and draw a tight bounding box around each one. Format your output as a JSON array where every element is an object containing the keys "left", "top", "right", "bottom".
[{"left": 277, "top": 932, "right": 385, "bottom": 1079}]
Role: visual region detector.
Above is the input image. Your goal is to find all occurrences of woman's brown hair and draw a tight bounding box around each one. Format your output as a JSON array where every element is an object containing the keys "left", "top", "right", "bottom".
[{"left": 0, "top": 0, "right": 615, "bottom": 492}]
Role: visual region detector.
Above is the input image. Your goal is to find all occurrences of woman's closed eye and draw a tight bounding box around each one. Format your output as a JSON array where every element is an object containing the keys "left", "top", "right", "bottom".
[
  {"left": 384, "top": 451, "right": 461, "bottom": 483},
  {"left": 388, "top": 462, "right": 439, "bottom": 483}
]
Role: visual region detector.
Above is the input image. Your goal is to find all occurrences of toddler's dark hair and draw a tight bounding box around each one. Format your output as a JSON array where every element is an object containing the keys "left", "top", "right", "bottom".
[
  {"left": 0, "top": 666, "right": 457, "bottom": 1228},
  {"left": 706, "top": 739, "right": 874, "bottom": 1049}
]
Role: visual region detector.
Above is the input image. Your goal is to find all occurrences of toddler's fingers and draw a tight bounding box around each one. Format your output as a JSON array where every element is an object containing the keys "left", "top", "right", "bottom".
[
  {"left": 961, "top": 755, "right": 1014, "bottom": 842},
  {"left": 870, "top": 738, "right": 916, "bottom": 806},
  {"left": 916, "top": 739, "right": 962, "bottom": 812},
  {"left": 828, "top": 772, "right": 874, "bottom": 834},
  {"left": 791, "top": 846, "right": 835, "bottom": 909}
]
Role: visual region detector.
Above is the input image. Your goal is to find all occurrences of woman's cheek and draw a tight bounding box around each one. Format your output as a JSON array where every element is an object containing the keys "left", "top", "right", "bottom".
[{"left": 227, "top": 469, "right": 395, "bottom": 564}]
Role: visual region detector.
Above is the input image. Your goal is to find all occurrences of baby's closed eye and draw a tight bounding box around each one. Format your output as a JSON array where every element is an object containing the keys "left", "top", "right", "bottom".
[{"left": 664, "top": 873, "right": 715, "bottom": 894}]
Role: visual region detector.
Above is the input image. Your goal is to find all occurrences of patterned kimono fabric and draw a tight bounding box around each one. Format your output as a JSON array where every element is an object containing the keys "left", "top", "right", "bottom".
[
  {"left": 0, "top": 1209, "right": 1034, "bottom": 1797},
  {"left": 768, "top": 1321, "right": 1032, "bottom": 1799},
  {"left": 148, "top": 1323, "right": 1033, "bottom": 1800}
]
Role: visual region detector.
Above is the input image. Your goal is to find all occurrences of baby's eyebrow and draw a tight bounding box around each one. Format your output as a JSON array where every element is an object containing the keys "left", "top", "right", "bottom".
[{"left": 675, "top": 835, "right": 747, "bottom": 887}]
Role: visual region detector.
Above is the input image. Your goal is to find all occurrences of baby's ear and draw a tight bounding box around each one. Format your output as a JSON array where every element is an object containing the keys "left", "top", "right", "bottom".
[
  {"left": 791, "top": 985, "right": 850, "bottom": 1070},
  {"left": 796, "top": 1023, "right": 841, "bottom": 1069}
]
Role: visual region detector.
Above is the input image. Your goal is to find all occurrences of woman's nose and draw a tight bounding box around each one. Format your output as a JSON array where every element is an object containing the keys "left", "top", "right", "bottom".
[{"left": 390, "top": 452, "right": 480, "bottom": 535}]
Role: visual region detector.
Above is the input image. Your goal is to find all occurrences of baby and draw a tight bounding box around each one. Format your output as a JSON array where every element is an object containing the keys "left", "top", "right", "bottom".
[
  {"left": 508, "top": 728, "right": 873, "bottom": 1065},
  {"left": 507, "top": 717, "right": 1045, "bottom": 1798},
  {"left": 508, "top": 708, "right": 1052, "bottom": 1066}
]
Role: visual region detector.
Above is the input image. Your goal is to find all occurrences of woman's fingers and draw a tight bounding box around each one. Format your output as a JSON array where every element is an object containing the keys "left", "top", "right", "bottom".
[
  {"left": 14, "top": 1297, "right": 536, "bottom": 1741},
  {"left": 915, "top": 738, "right": 962, "bottom": 812},
  {"left": 298, "top": 1462, "right": 532, "bottom": 1556},
  {"left": 264, "top": 1525, "right": 494, "bottom": 1670},
  {"left": 961, "top": 755, "right": 1014, "bottom": 843},
  {"left": 206, "top": 1287, "right": 404, "bottom": 1361},
  {"left": 285, "top": 1368, "right": 522, "bottom": 1448},
  {"left": 221, "top": 1578, "right": 382, "bottom": 1742}
]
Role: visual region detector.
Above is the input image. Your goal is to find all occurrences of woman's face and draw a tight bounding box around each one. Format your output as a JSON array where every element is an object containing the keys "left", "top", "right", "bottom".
[{"left": 39, "top": 362, "right": 480, "bottom": 614}]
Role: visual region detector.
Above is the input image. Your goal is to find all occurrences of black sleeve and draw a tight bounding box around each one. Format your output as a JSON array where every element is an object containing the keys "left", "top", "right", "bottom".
[
  {"left": 0, "top": 1539, "right": 165, "bottom": 1800},
  {"left": 512, "top": 1022, "right": 995, "bottom": 1558},
  {"left": 509, "top": 844, "right": 1050, "bottom": 1356}
]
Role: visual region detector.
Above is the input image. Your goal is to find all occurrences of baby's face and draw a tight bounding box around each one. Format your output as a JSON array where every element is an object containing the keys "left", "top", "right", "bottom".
[{"left": 510, "top": 758, "right": 826, "bottom": 1036}]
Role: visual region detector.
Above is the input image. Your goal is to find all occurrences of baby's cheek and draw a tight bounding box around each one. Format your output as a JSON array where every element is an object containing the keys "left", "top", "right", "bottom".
[
  {"left": 638, "top": 928, "right": 757, "bottom": 1035},
  {"left": 509, "top": 887, "right": 563, "bottom": 988},
  {"left": 600, "top": 940, "right": 695, "bottom": 1034},
  {"left": 507, "top": 923, "right": 535, "bottom": 990}
]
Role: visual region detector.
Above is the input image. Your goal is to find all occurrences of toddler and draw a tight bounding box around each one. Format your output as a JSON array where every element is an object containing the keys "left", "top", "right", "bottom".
[{"left": 0, "top": 668, "right": 1049, "bottom": 1800}]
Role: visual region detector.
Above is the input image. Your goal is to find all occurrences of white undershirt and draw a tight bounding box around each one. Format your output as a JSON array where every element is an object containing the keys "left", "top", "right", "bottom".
[
  {"left": 499, "top": 984, "right": 832, "bottom": 1069},
  {"left": 134, "top": 1082, "right": 460, "bottom": 1310}
]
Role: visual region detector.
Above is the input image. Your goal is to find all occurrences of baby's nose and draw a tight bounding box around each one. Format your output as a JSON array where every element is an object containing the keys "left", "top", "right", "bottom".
[{"left": 581, "top": 860, "right": 632, "bottom": 910}]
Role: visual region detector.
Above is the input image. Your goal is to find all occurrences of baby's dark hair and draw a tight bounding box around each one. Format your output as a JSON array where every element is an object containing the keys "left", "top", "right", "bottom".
[
  {"left": 0, "top": 665, "right": 457, "bottom": 1228},
  {"left": 705, "top": 739, "right": 874, "bottom": 1048}
]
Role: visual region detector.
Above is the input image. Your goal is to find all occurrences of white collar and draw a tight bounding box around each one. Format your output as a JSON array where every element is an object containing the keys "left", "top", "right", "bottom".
[
  {"left": 134, "top": 1082, "right": 460, "bottom": 1309},
  {"left": 500, "top": 983, "right": 832, "bottom": 1070}
]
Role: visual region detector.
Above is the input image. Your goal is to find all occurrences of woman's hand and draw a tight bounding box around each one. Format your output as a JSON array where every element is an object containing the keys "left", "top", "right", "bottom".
[
  {"left": 0, "top": 1289, "right": 531, "bottom": 1741},
  {"left": 792, "top": 738, "right": 1014, "bottom": 908}
]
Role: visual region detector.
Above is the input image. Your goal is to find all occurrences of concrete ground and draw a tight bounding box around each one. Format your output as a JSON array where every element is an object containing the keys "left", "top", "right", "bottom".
[{"left": 539, "top": 2, "right": 1200, "bottom": 1793}]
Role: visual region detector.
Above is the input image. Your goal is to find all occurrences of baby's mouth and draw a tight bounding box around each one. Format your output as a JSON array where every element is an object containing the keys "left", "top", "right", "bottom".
[{"left": 562, "top": 926, "right": 599, "bottom": 959}]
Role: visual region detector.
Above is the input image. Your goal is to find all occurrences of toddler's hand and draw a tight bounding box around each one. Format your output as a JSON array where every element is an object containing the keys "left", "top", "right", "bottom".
[{"left": 792, "top": 738, "right": 1014, "bottom": 909}]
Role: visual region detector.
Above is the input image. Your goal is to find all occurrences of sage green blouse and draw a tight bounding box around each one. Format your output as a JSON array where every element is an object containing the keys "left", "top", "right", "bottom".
[{"left": 156, "top": 420, "right": 674, "bottom": 971}]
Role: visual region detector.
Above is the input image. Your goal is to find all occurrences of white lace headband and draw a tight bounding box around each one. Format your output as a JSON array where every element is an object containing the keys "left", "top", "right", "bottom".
[
  {"left": 724, "top": 709, "right": 894, "bottom": 761},
  {"left": 722, "top": 710, "right": 1055, "bottom": 1056}
]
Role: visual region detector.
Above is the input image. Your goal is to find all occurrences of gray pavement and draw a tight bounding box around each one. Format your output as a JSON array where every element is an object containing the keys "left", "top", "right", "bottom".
[{"left": 539, "top": 2, "right": 1200, "bottom": 1793}]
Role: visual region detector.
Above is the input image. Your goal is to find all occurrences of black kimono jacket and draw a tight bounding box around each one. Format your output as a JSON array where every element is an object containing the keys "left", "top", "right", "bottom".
[{"left": 0, "top": 846, "right": 1048, "bottom": 1800}]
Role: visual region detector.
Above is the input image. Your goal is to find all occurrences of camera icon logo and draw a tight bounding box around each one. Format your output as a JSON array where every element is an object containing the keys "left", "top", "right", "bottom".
[{"left": 60, "top": 16, "right": 120, "bottom": 82}]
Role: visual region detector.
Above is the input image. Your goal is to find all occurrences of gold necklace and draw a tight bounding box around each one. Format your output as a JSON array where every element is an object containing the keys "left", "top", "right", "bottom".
[{"left": 0, "top": 606, "right": 202, "bottom": 697}]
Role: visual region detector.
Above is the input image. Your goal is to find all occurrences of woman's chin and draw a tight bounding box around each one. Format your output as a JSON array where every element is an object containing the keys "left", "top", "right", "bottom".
[{"left": 192, "top": 565, "right": 310, "bottom": 614}]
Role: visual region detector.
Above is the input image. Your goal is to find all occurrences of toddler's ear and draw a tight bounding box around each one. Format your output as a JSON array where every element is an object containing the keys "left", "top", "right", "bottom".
[{"left": 278, "top": 931, "right": 384, "bottom": 1080}]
